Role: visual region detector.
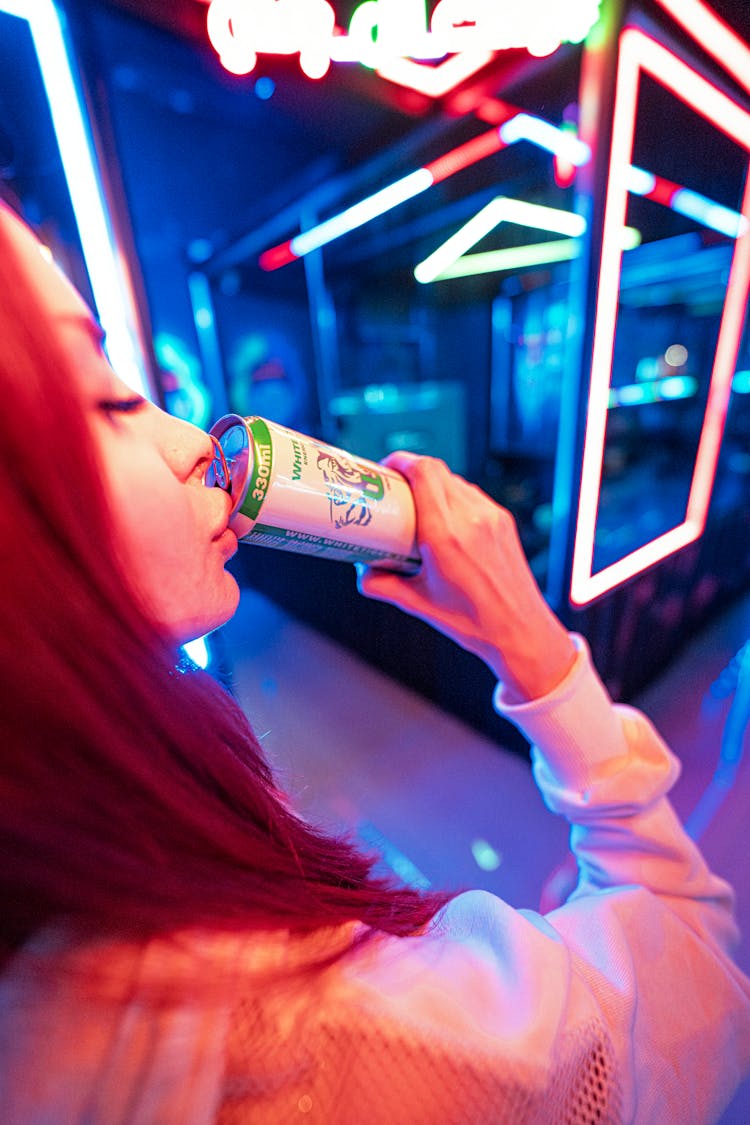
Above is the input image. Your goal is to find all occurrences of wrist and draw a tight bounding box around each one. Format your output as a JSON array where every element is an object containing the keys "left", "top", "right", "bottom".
[{"left": 482, "top": 623, "right": 577, "bottom": 705}]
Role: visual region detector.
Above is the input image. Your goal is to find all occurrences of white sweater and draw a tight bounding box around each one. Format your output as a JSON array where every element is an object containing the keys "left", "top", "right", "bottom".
[{"left": 2, "top": 638, "right": 750, "bottom": 1124}]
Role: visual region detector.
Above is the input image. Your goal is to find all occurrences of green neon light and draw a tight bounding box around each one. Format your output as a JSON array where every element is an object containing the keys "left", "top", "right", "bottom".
[{"left": 426, "top": 225, "right": 641, "bottom": 282}]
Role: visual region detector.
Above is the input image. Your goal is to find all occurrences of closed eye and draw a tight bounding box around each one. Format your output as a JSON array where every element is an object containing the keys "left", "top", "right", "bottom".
[{"left": 98, "top": 396, "right": 145, "bottom": 415}]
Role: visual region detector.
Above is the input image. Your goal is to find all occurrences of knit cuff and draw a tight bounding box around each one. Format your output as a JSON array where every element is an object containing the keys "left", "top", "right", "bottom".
[{"left": 492, "top": 635, "right": 632, "bottom": 791}]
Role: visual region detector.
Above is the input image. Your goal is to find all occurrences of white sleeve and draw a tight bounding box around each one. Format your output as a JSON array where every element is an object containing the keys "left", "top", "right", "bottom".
[
  {"left": 487, "top": 633, "right": 750, "bottom": 1120},
  {"left": 330, "top": 637, "right": 750, "bottom": 1125},
  {"left": 494, "top": 635, "right": 736, "bottom": 943}
]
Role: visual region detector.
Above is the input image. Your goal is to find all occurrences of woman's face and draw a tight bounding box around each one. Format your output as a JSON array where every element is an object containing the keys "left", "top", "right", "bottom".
[{"left": 8, "top": 212, "right": 240, "bottom": 645}]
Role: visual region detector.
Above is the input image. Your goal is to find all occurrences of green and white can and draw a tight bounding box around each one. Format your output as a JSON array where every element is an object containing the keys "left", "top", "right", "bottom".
[{"left": 208, "top": 414, "right": 421, "bottom": 573}]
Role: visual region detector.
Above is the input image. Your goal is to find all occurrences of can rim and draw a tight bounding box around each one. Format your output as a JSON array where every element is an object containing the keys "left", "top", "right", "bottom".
[{"left": 208, "top": 413, "right": 254, "bottom": 516}]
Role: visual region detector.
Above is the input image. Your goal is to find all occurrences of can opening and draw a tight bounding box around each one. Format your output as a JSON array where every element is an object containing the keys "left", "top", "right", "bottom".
[
  {"left": 206, "top": 434, "right": 230, "bottom": 491},
  {"left": 208, "top": 414, "right": 253, "bottom": 515}
]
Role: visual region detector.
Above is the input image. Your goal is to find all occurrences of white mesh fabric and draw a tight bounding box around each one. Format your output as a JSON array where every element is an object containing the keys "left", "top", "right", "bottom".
[{"left": 217, "top": 991, "right": 623, "bottom": 1124}]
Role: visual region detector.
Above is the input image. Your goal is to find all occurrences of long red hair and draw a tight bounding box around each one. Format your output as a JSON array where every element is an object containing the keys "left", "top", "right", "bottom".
[{"left": 0, "top": 210, "right": 452, "bottom": 957}]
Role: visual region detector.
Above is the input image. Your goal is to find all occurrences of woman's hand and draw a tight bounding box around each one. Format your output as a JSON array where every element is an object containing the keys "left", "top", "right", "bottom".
[{"left": 357, "top": 452, "right": 576, "bottom": 705}]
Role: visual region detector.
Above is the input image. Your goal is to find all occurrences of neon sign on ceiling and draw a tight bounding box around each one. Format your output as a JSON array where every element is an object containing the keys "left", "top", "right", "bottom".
[{"left": 206, "top": 0, "right": 602, "bottom": 88}]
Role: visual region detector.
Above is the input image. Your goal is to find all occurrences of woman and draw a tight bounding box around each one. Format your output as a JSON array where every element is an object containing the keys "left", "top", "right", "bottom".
[{"left": 0, "top": 199, "right": 748, "bottom": 1124}]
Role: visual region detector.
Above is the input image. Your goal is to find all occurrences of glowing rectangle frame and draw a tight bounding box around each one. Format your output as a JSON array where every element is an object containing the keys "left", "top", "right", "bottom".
[
  {"left": 1, "top": 0, "right": 151, "bottom": 396},
  {"left": 653, "top": 0, "right": 750, "bottom": 95},
  {"left": 570, "top": 26, "right": 750, "bottom": 606}
]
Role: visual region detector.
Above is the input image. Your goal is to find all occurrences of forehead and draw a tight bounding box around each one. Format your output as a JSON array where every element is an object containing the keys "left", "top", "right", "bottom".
[{"left": 0, "top": 204, "right": 93, "bottom": 325}]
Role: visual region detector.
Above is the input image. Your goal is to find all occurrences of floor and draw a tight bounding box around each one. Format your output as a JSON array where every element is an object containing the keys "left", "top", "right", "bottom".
[{"left": 220, "top": 580, "right": 750, "bottom": 1123}]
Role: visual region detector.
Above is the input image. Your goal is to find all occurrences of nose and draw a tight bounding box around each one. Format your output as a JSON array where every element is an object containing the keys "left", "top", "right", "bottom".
[{"left": 158, "top": 410, "right": 215, "bottom": 483}]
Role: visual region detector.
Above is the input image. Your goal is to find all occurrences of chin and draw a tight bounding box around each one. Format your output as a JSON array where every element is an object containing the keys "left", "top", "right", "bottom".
[
  {"left": 164, "top": 571, "right": 242, "bottom": 648},
  {"left": 187, "top": 577, "right": 241, "bottom": 644},
  {"left": 222, "top": 572, "right": 242, "bottom": 622}
]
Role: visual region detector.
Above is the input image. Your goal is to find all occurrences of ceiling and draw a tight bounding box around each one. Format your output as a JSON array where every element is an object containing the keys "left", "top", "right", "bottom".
[
  {"left": 92, "top": 0, "right": 555, "bottom": 131},
  {"left": 74, "top": 0, "right": 750, "bottom": 301}
]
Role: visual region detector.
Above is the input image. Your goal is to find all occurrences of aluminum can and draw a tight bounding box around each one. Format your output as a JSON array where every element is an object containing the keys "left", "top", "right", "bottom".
[{"left": 208, "top": 414, "right": 421, "bottom": 573}]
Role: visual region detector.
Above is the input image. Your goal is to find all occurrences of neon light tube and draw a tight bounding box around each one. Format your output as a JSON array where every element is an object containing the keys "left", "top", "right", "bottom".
[
  {"left": 260, "top": 121, "right": 512, "bottom": 270},
  {"left": 570, "top": 27, "right": 750, "bottom": 607},
  {"left": 290, "top": 169, "right": 433, "bottom": 256},
  {"left": 429, "top": 230, "right": 639, "bottom": 281},
  {"left": 499, "top": 113, "right": 591, "bottom": 165},
  {"left": 414, "top": 197, "right": 588, "bottom": 283},
  {"left": 414, "top": 198, "right": 507, "bottom": 284},
  {"left": 632, "top": 37, "right": 750, "bottom": 148},
  {"left": 422, "top": 126, "right": 510, "bottom": 184},
  {"left": 628, "top": 165, "right": 747, "bottom": 239},
  {"left": 258, "top": 242, "right": 298, "bottom": 271},
  {"left": 670, "top": 189, "right": 747, "bottom": 238},
  {"left": 496, "top": 198, "right": 588, "bottom": 236},
  {"left": 373, "top": 51, "right": 495, "bottom": 98},
  {"left": 626, "top": 165, "right": 657, "bottom": 195},
  {"left": 3, "top": 0, "right": 151, "bottom": 397},
  {"left": 430, "top": 239, "right": 581, "bottom": 280},
  {"left": 260, "top": 112, "right": 592, "bottom": 270},
  {"left": 418, "top": 224, "right": 639, "bottom": 283},
  {"left": 652, "top": 0, "right": 750, "bottom": 97}
]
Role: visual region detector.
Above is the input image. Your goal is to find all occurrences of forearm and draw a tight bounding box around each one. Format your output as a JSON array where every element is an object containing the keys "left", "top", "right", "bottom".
[
  {"left": 358, "top": 455, "right": 738, "bottom": 940},
  {"left": 496, "top": 635, "right": 738, "bottom": 948}
]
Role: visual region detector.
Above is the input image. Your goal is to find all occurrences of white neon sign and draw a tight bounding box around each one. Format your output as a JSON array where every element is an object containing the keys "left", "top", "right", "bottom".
[{"left": 207, "top": 0, "right": 602, "bottom": 83}]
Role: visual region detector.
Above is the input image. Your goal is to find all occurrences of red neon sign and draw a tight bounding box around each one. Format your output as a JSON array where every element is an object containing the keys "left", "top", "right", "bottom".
[{"left": 570, "top": 27, "right": 750, "bottom": 607}]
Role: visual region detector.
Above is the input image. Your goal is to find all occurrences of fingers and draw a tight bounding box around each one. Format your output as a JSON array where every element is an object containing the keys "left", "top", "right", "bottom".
[
  {"left": 379, "top": 450, "right": 422, "bottom": 474},
  {"left": 381, "top": 452, "right": 458, "bottom": 545},
  {"left": 383, "top": 452, "right": 497, "bottom": 516},
  {"left": 355, "top": 562, "right": 425, "bottom": 617},
  {"left": 380, "top": 451, "right": 451, "bottom": 487}
]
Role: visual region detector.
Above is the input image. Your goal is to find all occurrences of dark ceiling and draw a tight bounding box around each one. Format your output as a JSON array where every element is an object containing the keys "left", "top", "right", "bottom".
[
  {"left": 71, "top": 0, "right": 750, "bottom": 299},
  {"left": 90, "top": 0, "right": 547, "bottom": 124},
  {"left": 5, "top": 0, "right": 747, "bottom": 314}
]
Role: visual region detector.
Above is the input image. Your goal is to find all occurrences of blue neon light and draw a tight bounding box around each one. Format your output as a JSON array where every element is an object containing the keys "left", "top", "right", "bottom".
[
  {"left": 671, "top": 188, "right": 748, "bottom": 238},
  {"left": 290, "top": 169, "right": 434, "bottom": 256},
  {"left": 626, "top": 165, "right": 657, "bottom": 194},
  {"left": 499, "top": 113, "right": 591, "bottom": 165},
  {"left": 3, "top": 0, "right": 150, "bottom": 396},
  {"left": 183, "top": 637, "right": 210, "bottom": 668}
]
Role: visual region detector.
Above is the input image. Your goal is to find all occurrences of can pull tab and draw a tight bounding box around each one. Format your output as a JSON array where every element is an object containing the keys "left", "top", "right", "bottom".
[
  {"left": 206, "top": 434, "right": 231, "bottom": 493},
  {"left": 207, "top": 415, "right": 253, "bottom": 516}
]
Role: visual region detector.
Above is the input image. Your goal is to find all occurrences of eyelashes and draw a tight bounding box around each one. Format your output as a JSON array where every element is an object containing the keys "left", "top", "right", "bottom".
[{"left": 98, "top": 397, "right": 145, "bottom": 415}]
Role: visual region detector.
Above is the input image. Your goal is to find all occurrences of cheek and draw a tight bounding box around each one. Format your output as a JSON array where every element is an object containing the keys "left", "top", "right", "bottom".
[
  {"left": 117, "top": 494, "right": 240, "bottom": 641},
  {"left": 91, "top": 435, "right": 238, "bottom": 640},
  {"left": 108, "top": 477, "right": 186, "bottom": 583}
]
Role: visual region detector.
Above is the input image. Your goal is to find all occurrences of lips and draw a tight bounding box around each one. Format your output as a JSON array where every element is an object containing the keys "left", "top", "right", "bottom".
[
  {"left": 214, "top": 526, "right": 239, "bottom": 562},
  {"left": 211, "top": 490, "right": 235, "bottom": 541},
  {"left": 213, "top": 522, "right": 237, "bottom": 544}
]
